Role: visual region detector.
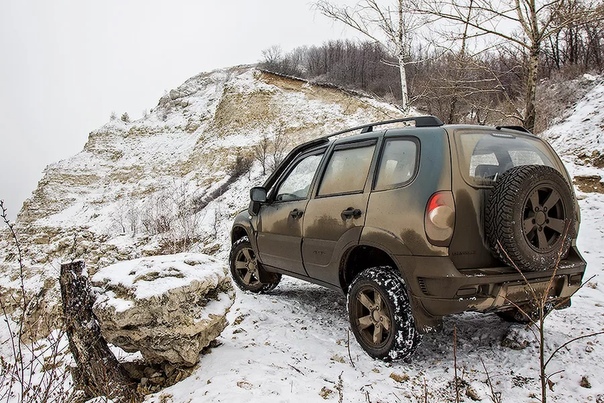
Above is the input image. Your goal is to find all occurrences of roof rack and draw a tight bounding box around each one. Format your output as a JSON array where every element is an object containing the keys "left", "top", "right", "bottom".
[{"left": 321, "top": 115, "right": 444, "bottom": 140}]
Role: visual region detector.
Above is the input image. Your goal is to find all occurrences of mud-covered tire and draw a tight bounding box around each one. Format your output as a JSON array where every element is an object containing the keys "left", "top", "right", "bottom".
[
  {"left": 229, "top": 236, "right": 281, "bottom": 293},
  {"left": 347, "top": 267, "right": 420, "bottom": 360},
  {"left": 485, "top": 165, "right": 576, "bottom": 272}
]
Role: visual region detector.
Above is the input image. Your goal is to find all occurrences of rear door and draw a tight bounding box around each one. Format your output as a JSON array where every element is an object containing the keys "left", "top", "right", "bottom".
[
  {"left": 449, "top": 128, "right": 560, "bottom": 268},
  {"left": 302, "top": 139, "right": 378, "bottom": 285}
]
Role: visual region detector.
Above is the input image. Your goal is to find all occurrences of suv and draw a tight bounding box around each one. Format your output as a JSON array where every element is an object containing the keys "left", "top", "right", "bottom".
[{"left": 229, "top": 116, "right": 586, "bottom": 360}]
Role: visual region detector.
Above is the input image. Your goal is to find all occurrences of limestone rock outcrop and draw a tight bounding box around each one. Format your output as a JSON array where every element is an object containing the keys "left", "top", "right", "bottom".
[{"left": 91, "top": 253, "right": 234, "bottom": 367}]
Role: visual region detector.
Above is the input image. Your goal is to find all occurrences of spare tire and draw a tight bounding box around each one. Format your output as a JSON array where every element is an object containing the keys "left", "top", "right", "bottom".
[{"left": 485, "top": 165, "right": 576, "bottom": 272}]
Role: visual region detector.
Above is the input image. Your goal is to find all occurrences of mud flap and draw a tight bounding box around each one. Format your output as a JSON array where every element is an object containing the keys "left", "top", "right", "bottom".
[{"left": 257, "top": 266, "right": 281, "bottom": 283}]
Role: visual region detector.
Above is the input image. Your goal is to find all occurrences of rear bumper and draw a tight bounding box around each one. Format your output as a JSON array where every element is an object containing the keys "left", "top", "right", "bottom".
[{"left": 395, "top": 247, "right": 586, "bottom": 332}]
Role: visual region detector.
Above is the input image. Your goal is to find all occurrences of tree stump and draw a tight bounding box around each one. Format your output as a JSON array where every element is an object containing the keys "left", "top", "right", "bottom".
[{"left": 59, "top": 261, "right": 140, "bottom": 402}]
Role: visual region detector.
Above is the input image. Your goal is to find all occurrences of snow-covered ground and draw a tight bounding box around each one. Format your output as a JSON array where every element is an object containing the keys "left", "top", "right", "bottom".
[{"left": 145, "top": 185, "right": 604, "bottom": 403}]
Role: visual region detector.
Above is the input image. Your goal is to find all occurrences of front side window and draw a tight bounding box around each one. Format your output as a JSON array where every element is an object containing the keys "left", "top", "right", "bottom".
[
  {"left": 318, "top": 143, "right": 376, "bottom": 196},
  {"left": 374, "top": 139, "right": 418, "bottom": 190},
  {"left": 275, "top": 153, "right": 323, "bottom": 202}
]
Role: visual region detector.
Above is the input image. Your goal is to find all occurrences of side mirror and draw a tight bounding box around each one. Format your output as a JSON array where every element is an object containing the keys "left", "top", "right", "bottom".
[{"left": 250, "top": 187, "right": 267, "bottom": 203}]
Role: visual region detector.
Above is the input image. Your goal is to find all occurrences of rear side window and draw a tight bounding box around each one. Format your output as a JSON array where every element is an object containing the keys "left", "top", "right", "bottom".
[
  {"left": 457, "top": 132, "right": 557, "bottom": 186},
  {"left": 374, "top": 138, "right": 418, "bottom": 191},
  {"left": 318, "top": 143, "right": 375, "bottom": 196}
]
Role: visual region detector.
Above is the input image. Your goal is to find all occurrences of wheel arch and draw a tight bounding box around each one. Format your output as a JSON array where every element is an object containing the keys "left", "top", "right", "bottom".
[
  {"left": 231, "top": 225, "right": 249, "bottom": 244},
  {"left": 230, "top": 209, "right": 257, "bottom": 249},
  {"left": 339, "top": 244, "right": 404, "bottom": 292}
]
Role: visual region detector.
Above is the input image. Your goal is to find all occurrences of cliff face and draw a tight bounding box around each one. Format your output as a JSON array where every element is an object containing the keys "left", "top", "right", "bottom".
[{"left": 1, "top": 66, "right": 401, "bottom": 276}]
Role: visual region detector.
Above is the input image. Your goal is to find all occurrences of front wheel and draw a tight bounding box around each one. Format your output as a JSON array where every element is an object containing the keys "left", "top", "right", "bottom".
[
  {"left": 229, "top": 236, "right": 281, "bottom": 293},
  {"left": 348, "top": 267, "right": 420, "bottom": 360}
]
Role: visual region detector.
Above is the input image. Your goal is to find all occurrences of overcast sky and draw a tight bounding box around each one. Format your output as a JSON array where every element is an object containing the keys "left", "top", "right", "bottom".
[{"left": 0, "top": 0, "right": 360, "bottom": 220}]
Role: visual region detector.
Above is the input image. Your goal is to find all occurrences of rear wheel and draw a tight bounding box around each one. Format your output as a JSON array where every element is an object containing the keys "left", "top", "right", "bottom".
[
  {"left": 229, "top": 236, "right": 281, "bottom": 293},
  {"left": 348, "top": 267, "right": 420, "bottom": 360},
  {"left": 485, "top": 165, "right": 576, "bottom": 271}
]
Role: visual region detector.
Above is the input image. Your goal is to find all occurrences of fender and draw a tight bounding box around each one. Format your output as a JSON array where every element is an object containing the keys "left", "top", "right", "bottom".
[{"left": 231, "top": 210, "right": 258, "bottom": 253}]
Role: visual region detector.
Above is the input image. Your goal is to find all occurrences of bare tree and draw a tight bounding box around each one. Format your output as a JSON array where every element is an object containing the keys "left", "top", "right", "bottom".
[
  {"left": 268, "top": 127, "right": 289, "bottom": 173},
  {"left": 261, "top": 45, "right": 283, "bottom": 67},
  {"left": 259, "top": 45, "right": 304, "bottom": 76},
  {"left": 542, "top": 0, "right": 604, "bottom": 73},
  {"left": 126, "top": 200, "right": 139, "bottom": 237},
  {"left": 419, "top": 0, "right": 603, "bottom": 131},
  {"left": 253, "top": 134, "right": 271, "bottom": 176},
  {"left": 315, "top": 0, "right": 426, "bottom": 112},
  {"left": 230, "top": 152, "right": 254, "bottom": 178}
]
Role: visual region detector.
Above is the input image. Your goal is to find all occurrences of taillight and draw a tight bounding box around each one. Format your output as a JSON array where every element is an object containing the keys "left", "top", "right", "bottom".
[{"left": 425, "top": 191, "right": 455, "bottom": 246}]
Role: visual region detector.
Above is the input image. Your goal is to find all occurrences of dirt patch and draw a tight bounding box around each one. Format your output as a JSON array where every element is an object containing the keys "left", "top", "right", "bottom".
[
  {"left": 258, "top": 70, "right": 400, "bottom": 120},
  {"left": 259, "top": 71, "right": 306, "bottom": 91},
  {"left": 577, "top": 150, "right": 604, "bottom": 168},
  {"left": 574, "top": 175, "right": 604, "bottom": 193}
]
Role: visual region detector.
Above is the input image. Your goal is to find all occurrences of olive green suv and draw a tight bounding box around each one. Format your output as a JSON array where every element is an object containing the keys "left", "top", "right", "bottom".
[{"left": 229, "top": 116, "right": 586, "bottom": 360}]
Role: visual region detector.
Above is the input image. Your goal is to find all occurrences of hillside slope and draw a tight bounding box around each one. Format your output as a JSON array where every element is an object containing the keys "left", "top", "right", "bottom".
[
  {"left": 1, "top": 66, "right": 401, "bottom": 275},
  {"left": 541, "top": 74, "right": 604, "bottom": 167}
]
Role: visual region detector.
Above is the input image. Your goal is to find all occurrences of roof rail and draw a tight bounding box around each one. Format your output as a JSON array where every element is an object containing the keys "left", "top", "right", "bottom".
[{"left": 321, "top": 115, "right": 444, "bottom": 140}]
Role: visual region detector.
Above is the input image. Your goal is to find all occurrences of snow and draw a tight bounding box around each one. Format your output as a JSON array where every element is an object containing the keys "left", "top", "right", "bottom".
[
  {"left": 142, "top": 210, "right": 604, "bottom": 402},
  {"left": 1, "top": 69, "right": 603, "bottom": 402},
  {"left": 541, "top": 76, "right": 604, "bottom": 159},
  {"left": 92, "top": 253, "right": 225, "bottom": 302}
]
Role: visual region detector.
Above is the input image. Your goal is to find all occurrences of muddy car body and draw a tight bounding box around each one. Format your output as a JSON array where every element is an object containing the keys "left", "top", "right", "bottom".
[{"left": 230, "top": 116, "right": 586, "bottom": 359}]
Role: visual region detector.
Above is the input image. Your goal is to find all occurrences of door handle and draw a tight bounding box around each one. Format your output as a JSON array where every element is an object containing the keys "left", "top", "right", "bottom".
[
  {"left": 289, "top": 209, "right": 304, "bottom": 219},
  {"left": 341, "top": 207, "right": 362, "bottom": 220}
]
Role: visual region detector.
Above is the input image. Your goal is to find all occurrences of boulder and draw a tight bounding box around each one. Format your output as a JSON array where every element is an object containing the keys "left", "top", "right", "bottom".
[
  {"left": 501, "top": 325, "right": 535, "bottom": 350},
  {"left": 91, "top": 253, "right": 234, "bottom": 367}
]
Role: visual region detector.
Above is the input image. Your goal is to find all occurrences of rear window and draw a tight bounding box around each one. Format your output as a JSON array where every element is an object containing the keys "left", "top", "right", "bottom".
[
  {"left": 374, "top": 138, "right": 418, "bottom": 191},
  {"left": 456, "top": 131, "right": 557, "bottom": 186}
]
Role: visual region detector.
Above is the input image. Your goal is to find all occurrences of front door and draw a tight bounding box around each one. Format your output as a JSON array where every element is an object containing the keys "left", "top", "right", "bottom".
[{"left": 256, "top": 151, "right": 324, "bottom": 276}]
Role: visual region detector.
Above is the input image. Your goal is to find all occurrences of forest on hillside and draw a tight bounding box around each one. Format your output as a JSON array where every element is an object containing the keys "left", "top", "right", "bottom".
[{"left": 260, "top": 0, "right": 604, "bottom": 133}]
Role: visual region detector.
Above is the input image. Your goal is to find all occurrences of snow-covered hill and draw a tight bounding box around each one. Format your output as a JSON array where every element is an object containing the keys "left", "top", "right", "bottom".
[
  {"left": 1, "top": 68, "right": 603, "bottom": 402},
  {"left": 1, "top": 66, "right": 401, "bottom": 274},
  {"left": 542, "top": 74, "right": 604, "bottom": 168}
]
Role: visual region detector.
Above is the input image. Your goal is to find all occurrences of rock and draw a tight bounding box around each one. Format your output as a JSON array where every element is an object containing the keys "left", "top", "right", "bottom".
[
  {"left": 501, "top": 325, "right": 535, "bottom": 350},
  {"left": 466, "top": 385, "right": 481, "bottom": 401},
  {"left": 92, "top": 253, "right": 234, "bottom": 367},
  {"left": 466, "top": 382, "right": 487, "bottom": 401}
]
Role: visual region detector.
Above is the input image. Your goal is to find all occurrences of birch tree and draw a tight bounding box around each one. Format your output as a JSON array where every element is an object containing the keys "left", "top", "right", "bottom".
[
  {"left": 315, "top": 0, "right": 426, "bottom": 112},
  {"left": 419, "top": 0, "right": 603, "bottom": 131}
]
